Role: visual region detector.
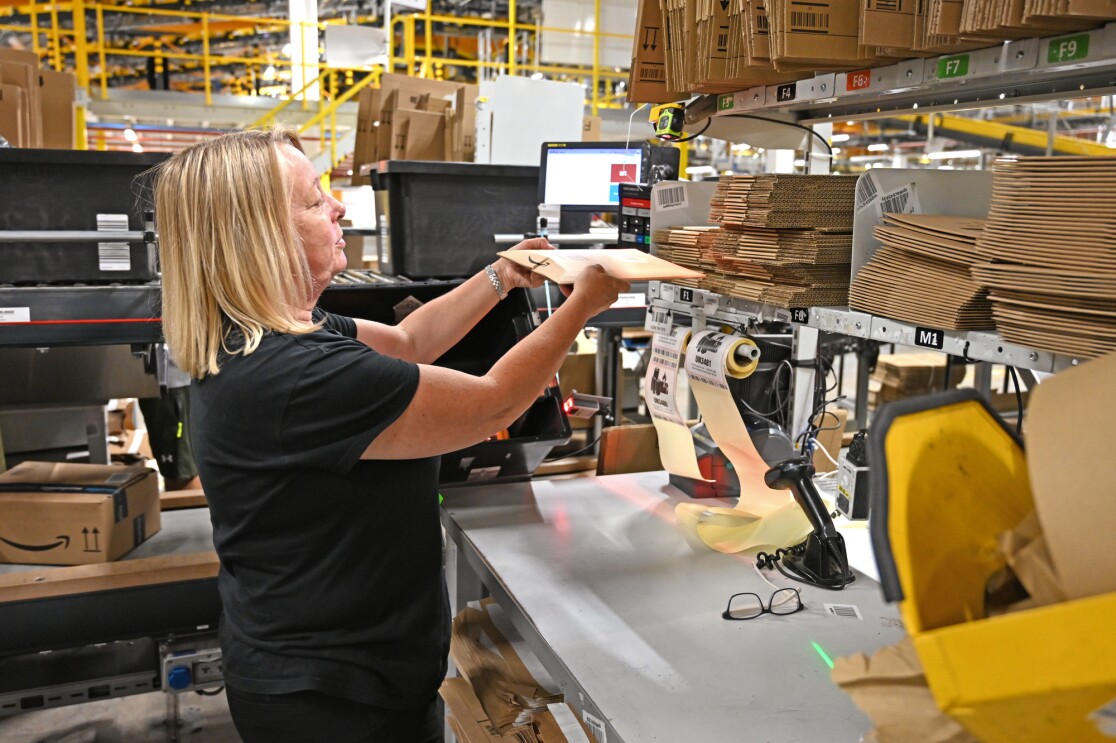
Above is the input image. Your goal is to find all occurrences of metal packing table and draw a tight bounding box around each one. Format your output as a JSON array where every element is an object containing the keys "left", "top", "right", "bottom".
[{"left": 441, "top": 471, "right": 905, "bottom": 743}]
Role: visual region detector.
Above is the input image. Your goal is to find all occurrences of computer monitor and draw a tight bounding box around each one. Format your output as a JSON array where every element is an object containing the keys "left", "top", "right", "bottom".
[{"left": 538, "top": 141, "right": 647, "bottom": 213}]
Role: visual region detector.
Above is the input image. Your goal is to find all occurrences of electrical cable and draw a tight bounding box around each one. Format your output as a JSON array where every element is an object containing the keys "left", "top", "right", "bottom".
[
  {"left": 625, "top": 102, "right": 649, "bottom": 148},
  {"left": 546, "top": 433, "right": 604, "bottom": 461},
  {"left": 809, "top": 436, "right": 841, "bottom": 470},
  {"left": 721, "top": 113, "right": 834, "bottom": 167},
  {"left": 1006, "top": 365, "right": 1024, "bottom": 436},
  {"left": 671, "top": 116, "right": 713, "bottom": 143}
]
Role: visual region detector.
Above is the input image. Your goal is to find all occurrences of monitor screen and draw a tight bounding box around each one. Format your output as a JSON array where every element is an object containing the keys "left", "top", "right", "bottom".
[{"left": 539, "top": 142, "right": 646, "bottom": 212}]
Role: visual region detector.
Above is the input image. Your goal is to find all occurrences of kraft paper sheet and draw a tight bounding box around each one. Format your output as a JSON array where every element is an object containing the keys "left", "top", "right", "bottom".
[{"left": 674, "top": 330, "right": 810, "bottom": 554}]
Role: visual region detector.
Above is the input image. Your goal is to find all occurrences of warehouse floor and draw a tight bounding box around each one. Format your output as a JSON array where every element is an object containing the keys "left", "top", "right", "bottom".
[{"left": 0, "top": 690, "right": 240, "bottom": 743}]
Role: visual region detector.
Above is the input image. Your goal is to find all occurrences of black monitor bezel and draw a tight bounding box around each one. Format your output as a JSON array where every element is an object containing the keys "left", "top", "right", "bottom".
[{"left": 537, "top": 141, "right": 649, "bottom": 213}]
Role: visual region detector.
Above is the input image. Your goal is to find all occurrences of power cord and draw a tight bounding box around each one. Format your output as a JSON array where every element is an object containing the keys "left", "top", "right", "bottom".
[
  {"left": 1006, "top": 365, "right": 1024, "bottom": 436},
  {"left": 756, "top": 537, "right": 855, "bottom": 590}
]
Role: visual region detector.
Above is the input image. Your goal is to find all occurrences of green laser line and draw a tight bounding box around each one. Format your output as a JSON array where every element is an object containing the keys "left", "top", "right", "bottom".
[{"left": 812, "top": 641, "right": 835, "bottom": 670}]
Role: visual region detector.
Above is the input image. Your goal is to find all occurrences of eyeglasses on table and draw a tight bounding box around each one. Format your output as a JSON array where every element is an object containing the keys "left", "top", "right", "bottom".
[{"left": 721, "top": 587, "right": 804, "bottom": 621}]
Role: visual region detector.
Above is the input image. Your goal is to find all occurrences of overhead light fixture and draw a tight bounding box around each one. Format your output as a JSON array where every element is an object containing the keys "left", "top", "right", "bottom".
[
  {"left": 531, "top": 72, "right": 544, "bottom": 80},
  {"left": 263, "top": 65, "right": 277, "bottom": 81},
  {"left": 793, "top": 159, "right": 806, "bottom": 167},
  {"left": 124, "top": 127, "right": 138, "bottom": 142},
  {"left": 866, "top": 143, "right": 889, "bottom": 152},
  {"left": 831, "top": 133, "right": 850, "bottom": 142},
  {"left": 926, "top": 149, "right": 982, "bottom": 160},
  {"left": 131, "top": 143, "right": 143, "bottom": 153},
  {"left": 832, "top": 147, "right": 842, "bottom": 155}
]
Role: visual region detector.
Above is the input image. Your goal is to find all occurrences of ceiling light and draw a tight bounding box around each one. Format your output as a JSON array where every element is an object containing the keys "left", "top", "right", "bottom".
[
  {"left": 867, "top": 143, "right": 889, "bottom": 152},
  {"left": 263, "top": 65, "right": 277, "bottom": 81},
  {"left": 925, "top": 149, "right": 982, "bottom": 160},
  {"left": 131, "top": 143, "right": 143, "bottom": 153},
  {"left": 123, "top": 127, "right": 137, "bottom": 142},
  {"left": 831, "top": 133, "right": 850, "bottom": 142}
]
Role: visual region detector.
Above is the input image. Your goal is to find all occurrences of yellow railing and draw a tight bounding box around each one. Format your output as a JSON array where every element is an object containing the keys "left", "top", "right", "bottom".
[{"left": 5, "top": 0, "right": 632, "bottom": 156}]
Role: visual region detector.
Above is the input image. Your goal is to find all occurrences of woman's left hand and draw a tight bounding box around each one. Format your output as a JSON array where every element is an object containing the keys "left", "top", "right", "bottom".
[{"left": 494, "top": 236, "right": 553, "bottom": 290}]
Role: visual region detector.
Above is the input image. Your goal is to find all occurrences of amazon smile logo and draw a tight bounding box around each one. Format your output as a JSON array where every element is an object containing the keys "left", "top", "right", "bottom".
[{"left": 0, "top": 534, "right": 71, "bottom": 552}]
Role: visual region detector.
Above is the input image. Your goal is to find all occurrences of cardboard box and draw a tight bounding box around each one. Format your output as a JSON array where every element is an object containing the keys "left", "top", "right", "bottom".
[
  {"left": 39, "top": 68, "right": 75, "bottom": 149},
  {"left": 861, "top": 0, "right": 917, "bottom": 48},
  {"left": 0, "top": 49, "right": 43, "bottom": 148},
  {"left": 629, "top": 0, "right": 682, "bottom": 102},
  {"left": 0, "top": 83, "right": 25, "bottom": 147},
  {"left": 581, "top": 115, "right": 601, "bottom": 142},
  {"left": 0, "top": 462, "right": 161, "bottom": 566}
]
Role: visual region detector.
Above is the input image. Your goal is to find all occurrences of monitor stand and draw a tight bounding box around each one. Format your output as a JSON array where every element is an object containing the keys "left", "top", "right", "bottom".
[{"left": 558, "top": 210, "right": 591, "bottom": 237}]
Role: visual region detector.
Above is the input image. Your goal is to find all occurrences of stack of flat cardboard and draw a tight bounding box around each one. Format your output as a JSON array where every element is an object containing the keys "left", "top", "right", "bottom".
[
  {"left": 973, "top": 156, "right": 1116, "bottom": 359},
  {"left": 959, "top": 0, "right": 1116, "bottom": 37},
  {"left": 863, "top": 0, "right": 984, "bottom": 57},
  {"left": 699, "top": 174, "right": 857, "bottom": 307},
  {"left": 768, "top": 0, "right": 882, "bottom": 69},
  {"left": 652, "top": 225, "right": 720, "bottom": 288},
  {"left": 850, "top": 213, "right": 994, "bottom": 330},
  {"left": 0, "top": 50, "right": 76, "bottom": 149},
  {"left": 723, "top": 0, "right": 802, "bottom": 86},
  {"left": 710, "top": 174, "right": 858, "bottom": 230},
  {"left": 629, "top": 0, "right": 688, "bottom": 103},
  {"left": 351, "top": 74, "right": 478, "bottom": 184},
  {"left": 868, "top": 352, "right": 966, "bottom": 409}
]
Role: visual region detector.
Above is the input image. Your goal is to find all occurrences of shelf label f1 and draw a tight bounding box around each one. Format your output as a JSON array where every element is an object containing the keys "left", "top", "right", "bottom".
[
  {"left": 914, "top": 326, "right": 945, "bottom": 350},
  {"left": 937, "top": 54, "right": 969, "bottom": 79},
  {"left": 1047, "top": 34, "right": 1089, "bottom": 64}
]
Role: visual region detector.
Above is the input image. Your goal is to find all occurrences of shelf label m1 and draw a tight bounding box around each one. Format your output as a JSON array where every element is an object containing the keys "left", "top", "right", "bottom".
[
  {"left": 914, "top": 326, "right": 945, "bottom": 350},
  {"left": 937, "top": 54, "right": 969, "bottom": 79},
  {"left": 1047, "top": 34, "right": 1089, "bottom": 64}
]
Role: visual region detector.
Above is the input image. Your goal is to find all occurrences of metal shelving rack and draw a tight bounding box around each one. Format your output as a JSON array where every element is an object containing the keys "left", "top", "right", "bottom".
[{"left": 686, "top": 23, "right": 1116, "bottom": 124}]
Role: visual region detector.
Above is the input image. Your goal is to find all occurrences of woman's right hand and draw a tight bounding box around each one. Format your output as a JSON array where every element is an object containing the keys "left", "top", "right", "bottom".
[{"left": 565, "top": 265, "right": 630, "bottom": 317}]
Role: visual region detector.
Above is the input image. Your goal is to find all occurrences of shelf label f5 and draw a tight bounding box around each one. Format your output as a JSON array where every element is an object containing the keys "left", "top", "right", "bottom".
[
  {"left": 914, "top": 326, "right": 945, "bottom": 350},
  {"left": 1048, "top": 34, "right": 1089, "bottom": 64},
  {"left": 937, "top": 54, "right": 969, "bottom": 79}
]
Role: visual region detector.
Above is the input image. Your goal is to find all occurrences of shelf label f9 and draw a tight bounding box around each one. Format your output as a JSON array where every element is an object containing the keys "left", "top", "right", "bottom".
[
  {"left": 1047, "top": 34, "right": 1090, "bottom": 64},
  {"left": 937, "top": 54, "right": 970, "bottom": 79}
]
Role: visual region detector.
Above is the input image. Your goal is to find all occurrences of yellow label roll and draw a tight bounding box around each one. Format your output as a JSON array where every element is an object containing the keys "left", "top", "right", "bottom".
[
  {"left": 644, "top": 327, "right": 711, "bottom": 481},
  {"left": 674, "top": 330, "right": 811, "bottom": 554}
]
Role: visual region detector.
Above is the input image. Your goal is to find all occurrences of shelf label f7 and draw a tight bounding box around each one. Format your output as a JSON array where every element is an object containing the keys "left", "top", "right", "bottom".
[{"left": 937, "top": 54, "right": 969, "bottom": 79}]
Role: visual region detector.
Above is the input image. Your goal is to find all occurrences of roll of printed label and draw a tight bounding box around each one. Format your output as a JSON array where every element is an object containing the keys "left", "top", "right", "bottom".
[
  {"left": 644, "top": 327, "right": 709, "bottom": 481},
  {"left": 674, "top": 330, "right": 810, "bottom": 554}
]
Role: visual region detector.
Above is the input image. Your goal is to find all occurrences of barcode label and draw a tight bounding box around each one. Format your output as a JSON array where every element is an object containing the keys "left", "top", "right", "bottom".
[
  {"left": 855, "top": 173, "right": 878, "bottom": 210},
  {"left": 0, "top": 307, "right": 30, "bottom": 323},
  {"left": 871, "top": 0, "right": 901, "bottom": 11},
  {"left": 790, "top": 11, "right": 829, "bottom": 32},
  {"left": 582, "top": 710, "right": 607, "bottom": 742},
  {"left": 717, "top": 30, "right": 728, "bottom": 52},
  {"left": 880, "top": 189, "right": 909, "bottom": 214},
  {"left": 645, "top": 306, "right": 672, "bottom": 333},
  {"left": 756, "top": 13, "right": 770, "bottom": 32},
  {"left": 639, "top": 64, "right": 665, "bottom": 82},
  {"left": 655, "top": 185, "right": 687, "bottom": 210},
  {"left": 98, "top": 243, "right": 131, "bottom": 271},
  {"left": 824, "top": 603, "right": 863, "bottom": 619},
  {"left": 97, "top": 213, "right": 132, "bottom": 272},
  {"left": 876, "top": 183, "right": 920, "bottom": 218}
]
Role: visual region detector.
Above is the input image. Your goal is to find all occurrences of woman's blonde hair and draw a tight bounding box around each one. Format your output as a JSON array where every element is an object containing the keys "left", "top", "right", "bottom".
[{"left": 154, "top": 127, "right": 318, "bottom": 379}]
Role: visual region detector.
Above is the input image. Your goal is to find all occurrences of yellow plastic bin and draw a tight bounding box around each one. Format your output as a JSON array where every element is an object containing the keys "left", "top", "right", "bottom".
[{"left": 869, "top": 390, "right": 1116, "bottom": 742}]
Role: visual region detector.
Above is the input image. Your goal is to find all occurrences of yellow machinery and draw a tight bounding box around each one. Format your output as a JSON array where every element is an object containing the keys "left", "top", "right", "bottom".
[{"left": 869, "top": 389, "right": 1116, "bottom": 742}]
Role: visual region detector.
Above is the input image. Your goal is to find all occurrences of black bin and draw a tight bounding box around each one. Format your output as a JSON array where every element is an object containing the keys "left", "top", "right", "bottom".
[
  {"left": 370, "top": 161, "right": 539, "bottom": 279},
  {"left": 319, "top": 276, "right": 571, "bottom": 485},
  {"left": 0, "top": 149, "right": 169, "bottom": 284}
]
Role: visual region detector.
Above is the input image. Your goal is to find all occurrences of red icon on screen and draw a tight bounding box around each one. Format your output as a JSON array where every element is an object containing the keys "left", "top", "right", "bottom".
[{"left": 611, "top": 163, "right": 638, "bottom": 183}]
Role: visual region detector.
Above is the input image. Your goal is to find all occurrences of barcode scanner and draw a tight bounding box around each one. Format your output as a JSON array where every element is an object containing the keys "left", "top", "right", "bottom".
[{"left": 763, "top": 457, "right": 855, "bottom": 589}]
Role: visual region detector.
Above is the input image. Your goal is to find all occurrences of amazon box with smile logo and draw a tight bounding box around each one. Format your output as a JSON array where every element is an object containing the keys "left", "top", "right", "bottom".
[{"left": 0, "top": 462, "right": 160, "bottom": 565}]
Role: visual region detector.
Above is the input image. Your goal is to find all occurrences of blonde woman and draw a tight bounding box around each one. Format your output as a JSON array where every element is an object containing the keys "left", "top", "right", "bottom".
[{"left": 154, "top": 128, "right": 628, "bottom": 742}]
